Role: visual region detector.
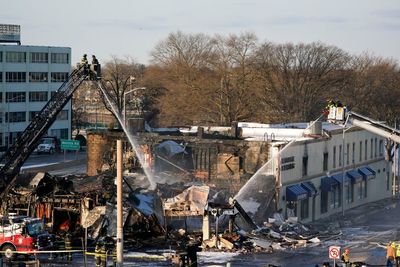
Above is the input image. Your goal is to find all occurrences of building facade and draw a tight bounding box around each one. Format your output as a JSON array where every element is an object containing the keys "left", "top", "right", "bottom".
[
  {"left": 278, "top": 124, "right": 391, "bottom": 222},
  {"left": 0, "top": 44, "right": 71, "bottom": 148}
]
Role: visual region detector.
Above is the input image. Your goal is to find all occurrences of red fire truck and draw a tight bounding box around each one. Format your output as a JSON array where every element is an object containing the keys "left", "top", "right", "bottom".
[{"left": 0, "top": 215, "right": 54, "bottom": 259}]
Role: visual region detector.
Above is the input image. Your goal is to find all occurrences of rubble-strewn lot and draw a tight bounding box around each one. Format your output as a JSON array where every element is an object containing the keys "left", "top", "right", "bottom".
[{"left": 2, "top": 169, "right": 398, "bottom": 266}]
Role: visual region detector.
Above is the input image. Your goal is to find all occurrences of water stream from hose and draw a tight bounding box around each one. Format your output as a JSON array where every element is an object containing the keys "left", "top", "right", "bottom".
[
  {"left": 96, "top": 82, "right": 156, "bottom": 190},
  {"left": 234, "top": 115, "right": 324, "bottom": 220}
]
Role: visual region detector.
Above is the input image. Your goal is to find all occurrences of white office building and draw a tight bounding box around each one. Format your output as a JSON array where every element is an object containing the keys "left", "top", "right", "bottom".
[
  {"left": 238, "top": 121, "right": 392, "bottom": 223},
  {"left": 276, "top": 123, "right": 391, "bottom": 222},
  {"left": 0, "top": 24, "right": 71, "bottom": 148}
]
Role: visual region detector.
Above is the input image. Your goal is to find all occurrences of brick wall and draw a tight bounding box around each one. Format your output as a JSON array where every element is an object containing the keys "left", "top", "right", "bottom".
[{"left": 87, "top": 132, "right": 108, "bottom": 176}]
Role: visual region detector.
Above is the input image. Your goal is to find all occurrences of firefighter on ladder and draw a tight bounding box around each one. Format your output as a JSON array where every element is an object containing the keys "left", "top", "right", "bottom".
[
  {"left": 80, "top": 54, "right": 88, "bottom": 67},
  {"left": 79, "top": 54, "right": 90, "bottom": 75}
]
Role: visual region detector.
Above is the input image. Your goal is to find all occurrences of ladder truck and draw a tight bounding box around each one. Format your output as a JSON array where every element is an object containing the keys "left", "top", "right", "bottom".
[
  {"left": 327, "top": 104, "right": 400, "bottom": 147},
  {"left": 0, "top": 60, "right": 101, "bottom": 199}
]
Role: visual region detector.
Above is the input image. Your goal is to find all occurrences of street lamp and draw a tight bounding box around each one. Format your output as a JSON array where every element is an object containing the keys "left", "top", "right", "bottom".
[
  {"left": 123, "top": 87, "right": 146, "bottom": 128},
  {"left": 341, "top": 114, "right": 352, "bottom": 216}
]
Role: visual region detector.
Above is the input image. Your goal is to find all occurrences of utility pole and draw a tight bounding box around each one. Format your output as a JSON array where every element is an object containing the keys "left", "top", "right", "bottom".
[
  {"left": 116, "top": 140, "right": 123, "bottom": 266},
  {"left": 394, "top": 120, "right": 397, "bottom": 197}
]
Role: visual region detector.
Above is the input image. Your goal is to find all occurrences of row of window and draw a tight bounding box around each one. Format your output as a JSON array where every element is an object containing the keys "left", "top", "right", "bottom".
[
  {"left": 0, "top": 91, "right": 61, "bottom": 103},
  {"left": 1, "top": 128, "right": 69, "bottom": 146},
  {"left": 297, "top": 180, "right": 368, "bottom": 220},
  {"left": 330, "top": 139, "right": 383, "bottom": 170},
  {"left": 0, "top": 52, "right": 69, "bottom": 64},
  {"left": 283, "top": 140, "right": 385, "bottom": 175},
  {"left": 0, "top": 110, "right": 68, "bottom": 123},
  {"left": 0, "top": 72, "right": 69, "bottom": 83},
  {"left": 321, "top": 180, "right": 367, "bottom": 213},
  {"left": 297, "top": 176, "right": 388, "bottom": 220}
]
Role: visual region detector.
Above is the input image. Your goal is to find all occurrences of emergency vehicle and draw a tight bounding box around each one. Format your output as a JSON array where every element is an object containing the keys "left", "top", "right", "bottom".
[{"left": 0, "top": 215, "right": 54, "bottom": 259}]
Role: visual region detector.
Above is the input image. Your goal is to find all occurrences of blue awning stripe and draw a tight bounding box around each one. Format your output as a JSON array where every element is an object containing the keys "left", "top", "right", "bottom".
[
  {"left": 346, "top": 169, "right": 363, "bottom": 182},
  {"left": 331, "top": 173, "right": 351, "bottom": 184},
  {"left": 301, "top": 181, "right": 318, "bottom": 197},
  {"left": 320, "top": 176, "right": 339, "bottom": 192},
  {"left": 359, "top": 166, "right": 376, "bottom": 178},
  {"left": 286, "top": 184, "right": 309, "bottom": 201}
]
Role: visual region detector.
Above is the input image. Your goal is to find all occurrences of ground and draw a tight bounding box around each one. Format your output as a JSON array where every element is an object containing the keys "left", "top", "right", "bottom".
[
  {"left": 16, "top": 196, "right": 398, "bottom": 267},
  {"left": 21, "top": 150, "right": 86, "bottom": 175},
  {"left": 15, "top": 152, "right": 400, "bottom": 266},
  {"left": 231, "top": 197, "right": 399, "bottom": 267}
]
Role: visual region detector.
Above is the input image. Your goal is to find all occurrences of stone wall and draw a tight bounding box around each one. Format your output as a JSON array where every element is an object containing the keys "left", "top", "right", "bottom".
[{"left": 86, "top": 130, "right": 271, "bottom": 196}]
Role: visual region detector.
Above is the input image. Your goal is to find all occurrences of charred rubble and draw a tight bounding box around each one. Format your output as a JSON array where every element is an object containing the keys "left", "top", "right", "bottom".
[
  {"left": 0, "top": 170, "right": 330, "bottom": 257},
  {"left": 0, "top": 124, "right": 336, "bottom": 263}
]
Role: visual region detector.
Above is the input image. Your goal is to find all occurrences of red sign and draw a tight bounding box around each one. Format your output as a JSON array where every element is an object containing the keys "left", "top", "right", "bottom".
[{"left": 329, "top": 246, "right": 341, "bottom": 259}]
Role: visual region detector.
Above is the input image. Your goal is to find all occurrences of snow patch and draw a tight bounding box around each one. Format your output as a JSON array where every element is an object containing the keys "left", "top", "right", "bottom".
[
  {"left": 197, "top": 251, "right": 239, "bottom": 264},
  {"left": 237, "top": 198, "right": 260, "bottom": 215}
]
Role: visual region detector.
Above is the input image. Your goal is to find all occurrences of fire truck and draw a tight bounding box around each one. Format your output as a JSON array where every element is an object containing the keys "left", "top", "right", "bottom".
[{"left": 0, "top": 215, "right": 54, "bottom": 259}]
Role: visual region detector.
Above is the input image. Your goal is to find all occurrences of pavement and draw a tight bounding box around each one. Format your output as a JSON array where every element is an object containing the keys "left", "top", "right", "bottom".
[
  {"left": 20, "top": 151, "right": 87, "bottom": 176},
  {"left": 246, "top": 197, "right": 400, "bottom": 267}
]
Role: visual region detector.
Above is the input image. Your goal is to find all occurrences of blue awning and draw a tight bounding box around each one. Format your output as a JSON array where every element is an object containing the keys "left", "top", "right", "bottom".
[
  {"left": 331, "top": 173, "right": 351, "bottom": 184},
  {"left": 286, "top": 184, "right": 309, "bottom": 201},
  {"left": 320, "top": 176, "right": 339, "bottom": 192},
  {"left": 301, "top": 181, "right": 318, "bottom": 197},
  {"left": 346, "top": 169, "right": 363, "bottom": 182},
  {"left": 359, "top": 166, "right": 376, "bottom": 179}
]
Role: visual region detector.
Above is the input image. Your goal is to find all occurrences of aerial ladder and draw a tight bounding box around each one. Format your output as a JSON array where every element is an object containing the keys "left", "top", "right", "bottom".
[
  {"left": 0, "top": 60, "right": 101, "bottom": 198},
  {"left": 347, "top": 112, "right": 400, "bottom": 145},
  {"left": 328, "top": 104, "right": 400, "bottom": 196},
  {"left": 327, "top": 104, "right": 400, "bottom": 160}
]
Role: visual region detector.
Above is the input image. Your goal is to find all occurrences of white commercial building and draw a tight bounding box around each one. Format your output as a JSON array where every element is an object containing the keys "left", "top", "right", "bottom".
[
  {"left": 238, "top": 121, "right": 392, "bottom": 223},
  {"left": 277, "top": 123, "right": 390, "bottom": 222},
  {"left": 0, "top": 25, "right": 71, "bottom": 148}
]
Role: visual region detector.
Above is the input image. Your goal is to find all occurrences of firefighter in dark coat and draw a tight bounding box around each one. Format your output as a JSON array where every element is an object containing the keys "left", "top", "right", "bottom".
[
  {"left": 64, "top": 233, "right": 73, "bottom": 261},
  {"left": 100, "top": 242, "right": 107, "bottom": 267}
]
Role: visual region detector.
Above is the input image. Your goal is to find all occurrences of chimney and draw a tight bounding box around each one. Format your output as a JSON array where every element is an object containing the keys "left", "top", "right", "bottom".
[
  {"left": 310, "top": 121, "right": 322, "bottom": 135},
  {"left": 231, "top": 121, "right": 239, "bottom": 138}
]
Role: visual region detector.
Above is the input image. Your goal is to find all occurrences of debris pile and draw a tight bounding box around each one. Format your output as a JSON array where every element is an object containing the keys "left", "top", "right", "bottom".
[
  {"left": 202, "top": 209, "right": 321, "bottom": 253},
  {"left": 201, "top": 213, "right": 322, "bottom": 253},
  {"left": 1, "top": 170, "right": 333, "bottom": 263}
]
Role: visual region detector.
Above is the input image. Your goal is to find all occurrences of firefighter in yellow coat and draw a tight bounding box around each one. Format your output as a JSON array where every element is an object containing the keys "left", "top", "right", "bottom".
[
  {"left": 341, "top": 248, "right": 350, "bottom": 267},
  {"left": 95, "top": 242, "right": 102, "bottom": 267}
]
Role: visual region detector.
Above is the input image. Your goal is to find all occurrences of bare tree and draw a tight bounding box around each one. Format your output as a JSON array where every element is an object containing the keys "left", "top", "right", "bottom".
[
  {"left": 343, "top": 54, "right": 400, "bottom": 126},
  {"left": 150, "top": 31, "right": 215, "bottom": 125},
  {"left": 98, "top": 56, "right": 145, "bottom": 123},
  {"left": 255, "top": 42, "right": 351, "bottom": 122},
  {"left": 148, "top": 32, "right": 399, "bottom": 127},
  {"left": 205, "top": 32, "right": 260, "bottom": 125}
]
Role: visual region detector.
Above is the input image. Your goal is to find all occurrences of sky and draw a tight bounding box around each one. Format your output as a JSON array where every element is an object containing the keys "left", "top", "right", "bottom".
[{"left": 1, "top": 0, "right": 400, "bottom": 65}]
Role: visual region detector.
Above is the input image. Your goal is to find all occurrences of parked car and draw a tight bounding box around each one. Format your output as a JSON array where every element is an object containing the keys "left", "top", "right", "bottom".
[{"left": 34, "top": 137, "right": 59, "bottom": 154}]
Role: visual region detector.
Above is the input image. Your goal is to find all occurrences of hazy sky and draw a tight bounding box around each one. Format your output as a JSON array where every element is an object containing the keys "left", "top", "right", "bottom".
[{"left": 2, "top": 0, "right": 400, "bottom": 65}]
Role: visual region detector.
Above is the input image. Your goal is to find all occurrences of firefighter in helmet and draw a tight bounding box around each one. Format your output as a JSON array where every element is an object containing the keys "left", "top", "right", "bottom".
[
  {"left": 80, "top": 54, "right": 88, "bottom": 67},
  {"left": 92, "top": 55, "right": 99, "bottom": 65},
  {"left": 341, "top": 248, "right": 350, "bottom": 267}
]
